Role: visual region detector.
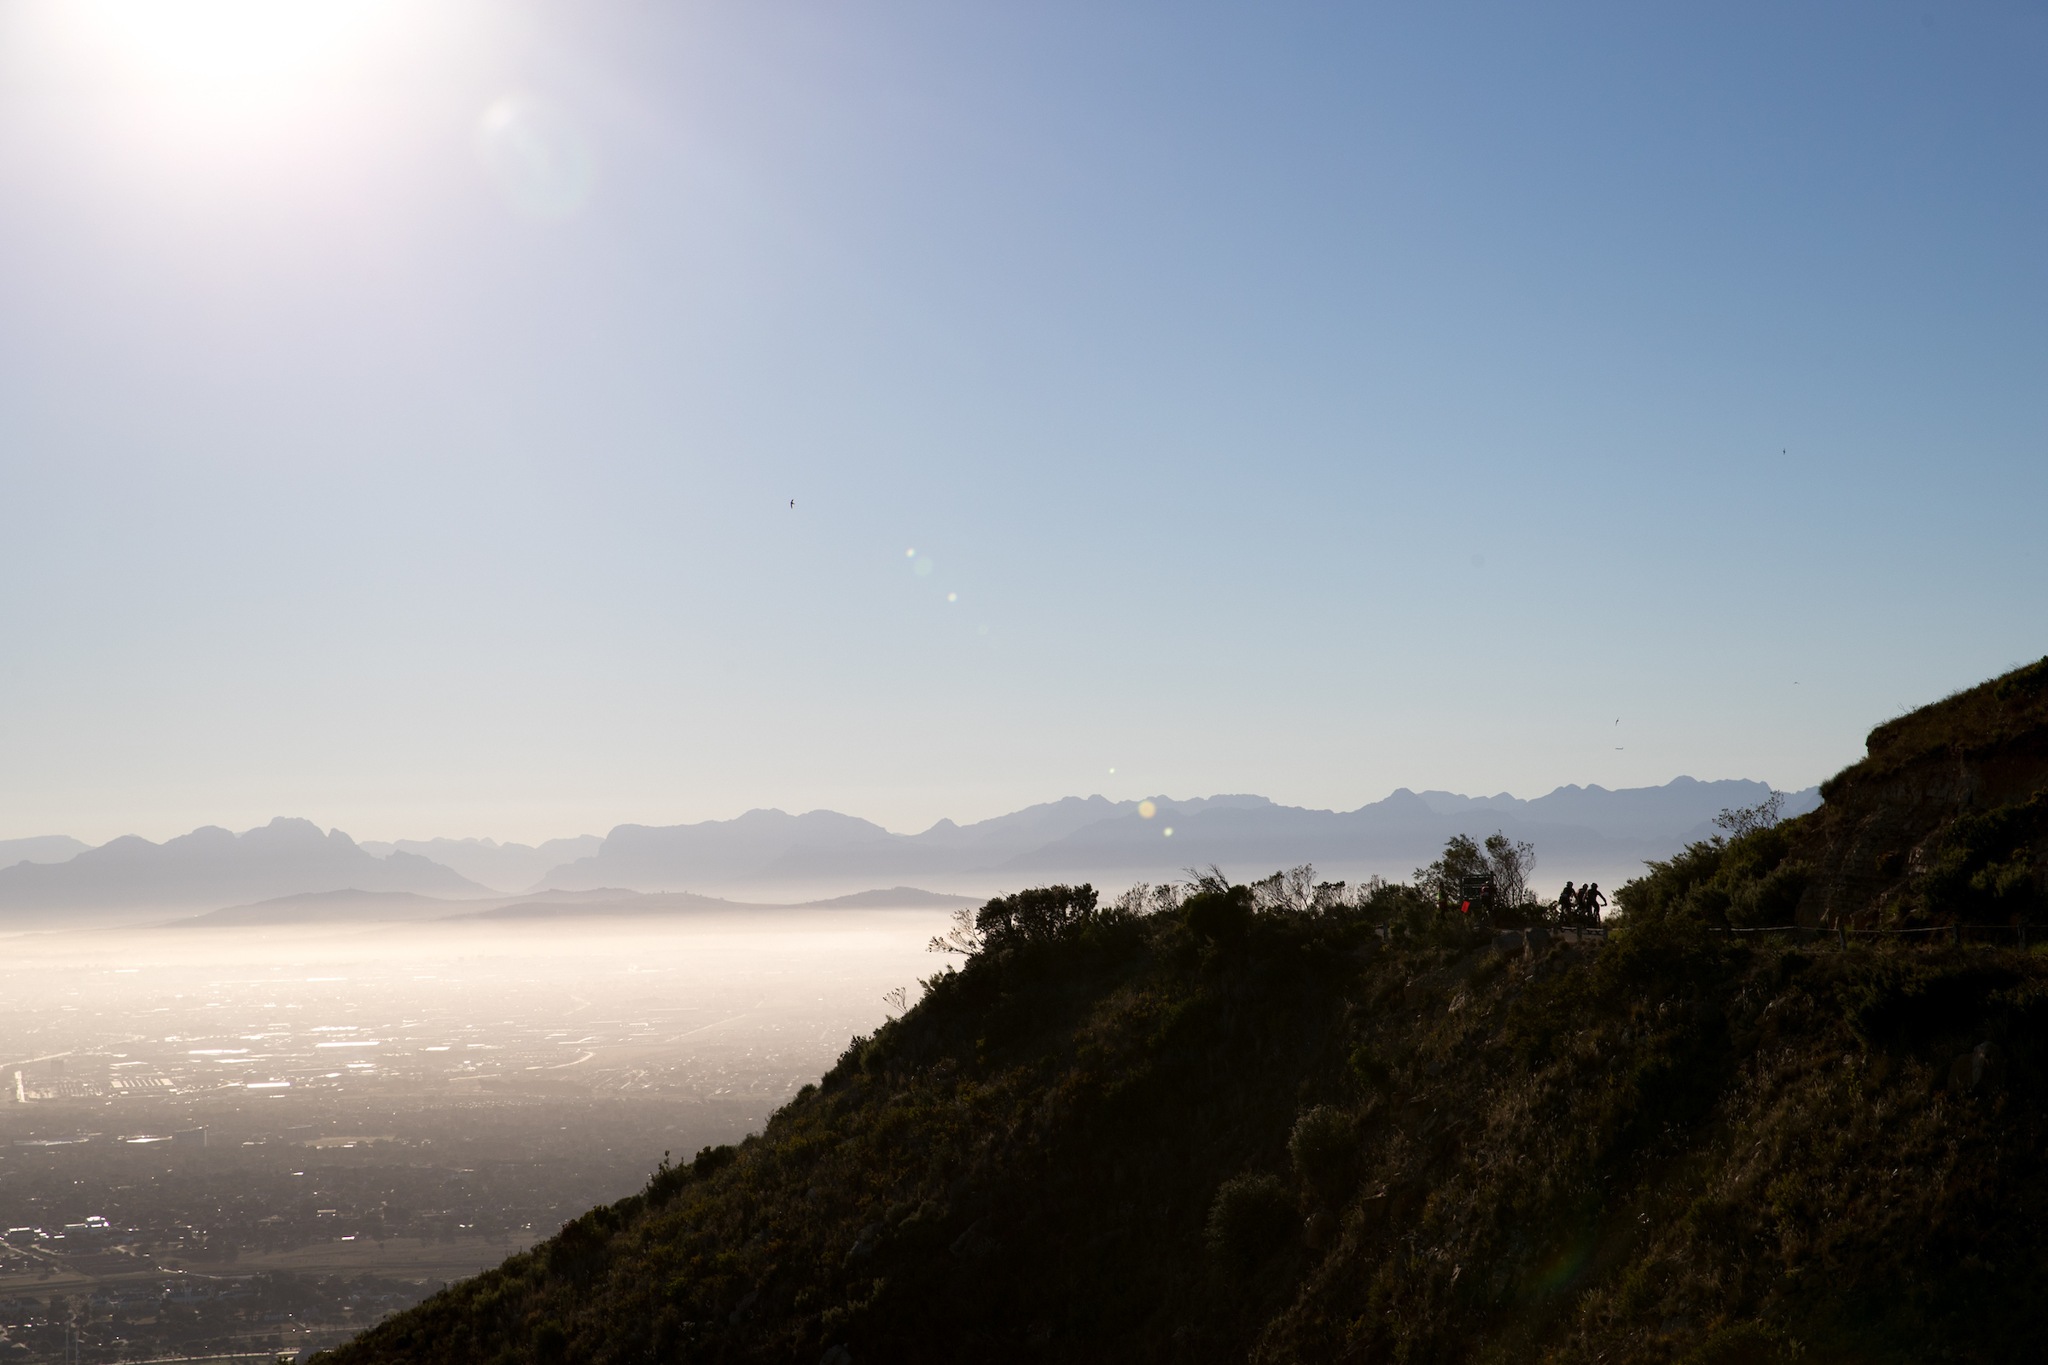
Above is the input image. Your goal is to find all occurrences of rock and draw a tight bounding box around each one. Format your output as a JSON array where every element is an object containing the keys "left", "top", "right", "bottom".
[
  {"left": 1493, "top": 930, "right": 1524, "bottom": 955},
  {"left": 819, "top": 1346, "right": 853, "bottom": 1365},
  {"left": 1522, "top": 927, "right": 1551, "bottom": 957},
  {"left": 728, "top": 1288, "right": 759, "bottom": 1324},
  {"left": 843, "top": 1222, "right": 880, "bottom": 1264},
  {"left": 950, "top": 1217, "right": 997, "bottom": 1261},
  {"left": 1950, "top": 1041, "right": 2006, "bottom": 1094}
]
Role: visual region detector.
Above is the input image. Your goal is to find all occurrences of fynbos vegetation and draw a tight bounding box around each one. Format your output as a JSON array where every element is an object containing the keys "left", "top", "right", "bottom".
[{"left": 330, "top": 658, "right": 2048, "bottom": 1365}]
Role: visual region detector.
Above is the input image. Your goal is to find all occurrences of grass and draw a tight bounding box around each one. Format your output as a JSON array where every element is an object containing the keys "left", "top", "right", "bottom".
[{"left": 324, "top": 892, "right": 2048, "bottom": 1365}]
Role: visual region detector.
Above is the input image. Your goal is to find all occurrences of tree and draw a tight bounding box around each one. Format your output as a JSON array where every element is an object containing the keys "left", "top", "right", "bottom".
[
  {"left": 1181, "top": 868, "right": 1255, "bottom": 942},
  {"left": 1715, "top": 790, "right": 1787, "bottom": 839},
  {"left": 926, "top": 908, "right": 982, "bottom": 956},
  {"left": 974, "top": 884, "right": 1099, "bottom": 949},
  {"left": 1249, "top": 864, "right": 1349, "bottom": 913},
  {"left": 1415, "top": 832, "right": 1538, "bottom": 915},
  {"left": 1481, "top": 832, "right": 1537, "bottom": 909},
  {"left": 1416, "top": 834, "right": 1490, "bottom": 909},
  {"left": 1114, "top": 882, "right": 1184, "bottom": 916}
]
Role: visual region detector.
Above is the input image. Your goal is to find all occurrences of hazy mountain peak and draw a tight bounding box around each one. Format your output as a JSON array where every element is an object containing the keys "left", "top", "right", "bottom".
[
  {"left": 0, "top": 816, "right": 486, "bottom": 917},
  {"left": 0, "top": 835, "right": 90, "bottom": 869},
  {"left": 357, "top": 835, "right": 605, "bottom": 893}
]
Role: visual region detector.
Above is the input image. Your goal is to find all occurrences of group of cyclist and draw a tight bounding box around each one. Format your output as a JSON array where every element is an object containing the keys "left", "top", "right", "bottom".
[
  {"left": 1442, "top": 876, "right": 1608, "bottom": 926},
  {"left": 1555, "top": 880, "right": 1606, "bottom": 926}
]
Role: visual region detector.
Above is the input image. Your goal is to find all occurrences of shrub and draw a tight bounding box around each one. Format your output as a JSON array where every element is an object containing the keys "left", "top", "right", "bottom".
[
  {"left": 1618, "top": 823, "right": 1808, "bottom": 929},
  {"left": 1347, "top": 1045, "right": 1392, "bottom": 1094},
  {"left": 1205, "top": 1172, "right": 1294, "bottom": 1265},
  {"left": 1683, "top": 1320, "right": 1795, "bottom": 1365},
  {"left": 531, "top": 1321, "right": 569, "bottom": 1364},
  {"left": 976, "top": 884, "right": 1100, "bottom": 949},
  {"left": 1183, "top": 884, "right": 1254, "bottom": 943},
  {"left": 690, "top": 1144, "right": 738, "bottom": 1177},
  {"left": 1287, "top": 1105, "right": 1355, "bottom": 1200},
  {"left": 1914, "top": 790, "right": 2048, "bottom": 923}
]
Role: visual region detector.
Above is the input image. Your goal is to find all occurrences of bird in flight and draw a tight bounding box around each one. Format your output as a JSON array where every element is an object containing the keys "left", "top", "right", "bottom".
[{"left": 789, "top": 499, "right": 796, "bottom": 509}]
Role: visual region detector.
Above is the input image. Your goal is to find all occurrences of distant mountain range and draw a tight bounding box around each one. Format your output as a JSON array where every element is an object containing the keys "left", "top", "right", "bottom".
[
  {"left": 0, "top": 778, "right": 1819, "bottom": 921},
  {"left": 0, "top": 835, "right": 90, "bottom": 867},
  {"left": 532, "top": 778, "right": 1819, "bottom": 897},
  {"left": 0, "top": 818, "right": 484, "bottom": 917},
  {"left": 355, "top": 835, "right": 605, "bottom": 893}
]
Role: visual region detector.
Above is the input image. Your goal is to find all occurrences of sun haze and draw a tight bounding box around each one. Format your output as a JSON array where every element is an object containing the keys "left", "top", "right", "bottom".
[{"left": 0, "top": 3, "right": 2044, "bottom": 844}]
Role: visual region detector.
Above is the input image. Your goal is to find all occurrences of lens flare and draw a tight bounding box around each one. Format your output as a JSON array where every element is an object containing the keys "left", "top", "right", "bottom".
[
  {"left": 1137, "top": 801, "right": 1156, "bottom": 820},
  {"left": 479, "top": 95, "right": 597, "bottom": 220}
]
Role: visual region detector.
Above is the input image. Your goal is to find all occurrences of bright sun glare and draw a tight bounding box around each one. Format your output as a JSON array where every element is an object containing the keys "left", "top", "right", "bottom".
[{"left": 65, "top": 0, "right": 403, "bottom": 112}]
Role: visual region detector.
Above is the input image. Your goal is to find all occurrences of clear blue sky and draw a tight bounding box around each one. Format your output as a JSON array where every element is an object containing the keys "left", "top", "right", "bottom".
[{"left": 2, "top": 1, "right": 2043, "bottom": 844}]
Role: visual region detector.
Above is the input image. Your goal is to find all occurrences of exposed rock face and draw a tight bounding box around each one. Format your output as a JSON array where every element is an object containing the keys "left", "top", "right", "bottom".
[{"left": 1794, "top": 657, "right": 2048, "bottom": 927}]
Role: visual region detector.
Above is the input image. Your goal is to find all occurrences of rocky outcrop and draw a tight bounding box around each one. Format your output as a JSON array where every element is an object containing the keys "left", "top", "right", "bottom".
[{"left": 1794, "top": 657, "right": 2048, "bottom": 927}]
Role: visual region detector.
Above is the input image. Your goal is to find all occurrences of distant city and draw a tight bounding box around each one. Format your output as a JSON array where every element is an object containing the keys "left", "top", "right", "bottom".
[{"left": 0, "top": 908, "right": 943, "bottom": 1360}]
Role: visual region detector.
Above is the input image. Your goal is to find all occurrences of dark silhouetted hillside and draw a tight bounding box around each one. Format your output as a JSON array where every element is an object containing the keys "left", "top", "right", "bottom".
[
  {"left": 1616, "top": 656, "right": 2048, "bottom": 938},
  {"left": 324, "top": 660, "right": 2048, "bottom": 1365}
]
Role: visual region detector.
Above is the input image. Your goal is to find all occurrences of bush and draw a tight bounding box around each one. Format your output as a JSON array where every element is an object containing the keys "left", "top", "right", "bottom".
[
  {"left": 976, "top": 884, "right": 1100, "bottom": 949},
  {"left": 1915, "top": 790, "right": 2048, "bottom": 923},
  {"left": 1618, "top": 823, "right": 1809, "bottom": 929},
  {"left": 531, "top": 1321, "right": 569, "bottom": 1364},
  {"left": 1287, "top": 1105, "right": 1355, "bottom": 1201},
  {"left": 1347, "top": 1045, "right": 1391, "bottom": 1093},
  {"left": 1205, "top": 1172, "right": 1294, "bottom": 1265},
  {"left": 1683, "top": 1321, "right": 1795, "bottom": 1365},
  {"left": 1184, "top": 884, "right": 1255, "bottom": 943}
]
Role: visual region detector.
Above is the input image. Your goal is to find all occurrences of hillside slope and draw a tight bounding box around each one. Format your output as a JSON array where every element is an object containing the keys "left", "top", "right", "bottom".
[
  {"left": 1610, "top": 657, "right": 2048, "bottom": 937},
  {"left": 334, "top": 908, "right": 2048, "bottom": 1364},
  {"left": 1796, "top": 656, "right": 2048, "bottom": 929},
  {"left": 330, "top": 659, "right": 2048, "bottom": 1365}
]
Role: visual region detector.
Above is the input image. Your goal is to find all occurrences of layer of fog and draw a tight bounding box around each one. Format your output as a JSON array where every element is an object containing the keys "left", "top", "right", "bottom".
[{"left": 0, "top": 910, "right": 956, "bottom": 1135}]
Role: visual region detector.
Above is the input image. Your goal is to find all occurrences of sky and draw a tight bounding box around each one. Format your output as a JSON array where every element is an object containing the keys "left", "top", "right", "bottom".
[{"left": 1, "top": 1, "right": 2044, "bottom": 846}]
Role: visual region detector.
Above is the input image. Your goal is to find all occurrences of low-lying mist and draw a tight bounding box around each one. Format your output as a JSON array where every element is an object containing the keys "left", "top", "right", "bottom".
[
  {"left": 3, "top": 909, "right": 955, "bottom": 1115},
  {"left": 0, "top": 909, "right": 953, "bottom": 1357}
]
